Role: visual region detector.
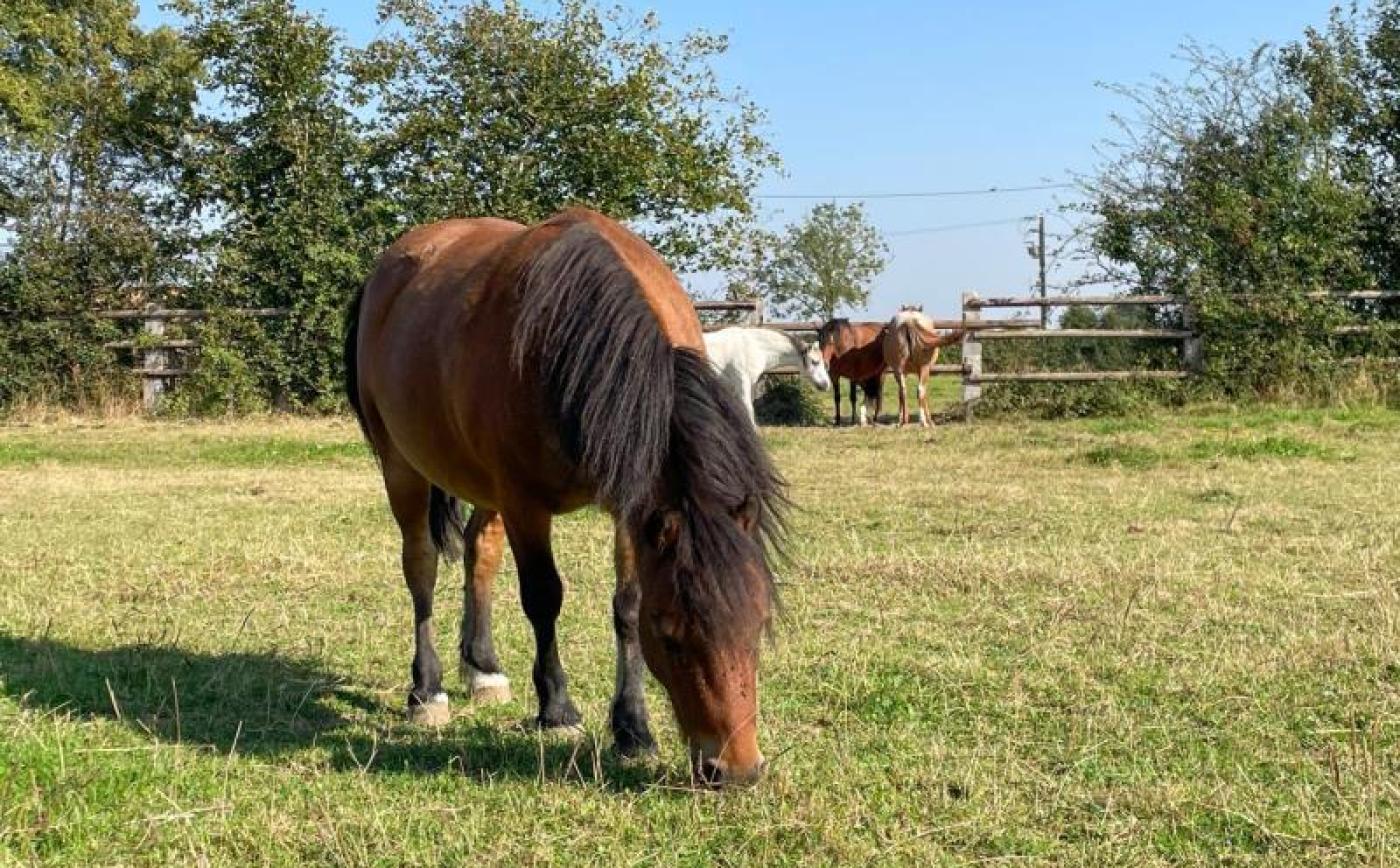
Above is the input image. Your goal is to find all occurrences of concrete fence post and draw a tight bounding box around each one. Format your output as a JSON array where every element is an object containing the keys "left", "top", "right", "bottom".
[
  {"left": 1180, "top": 299, "right": 1205, "bottom": 374},
  {"left": 141, "top": 306, "right": 168, "bottom": 412},
  {"left": 961, "top": 292, "right": 982, "bottom": 419}
]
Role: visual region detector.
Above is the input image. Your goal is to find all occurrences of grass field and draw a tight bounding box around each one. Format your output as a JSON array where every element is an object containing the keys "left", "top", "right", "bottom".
[{"left": 1, "top": 406, "right": 1397, "bottom": 865}]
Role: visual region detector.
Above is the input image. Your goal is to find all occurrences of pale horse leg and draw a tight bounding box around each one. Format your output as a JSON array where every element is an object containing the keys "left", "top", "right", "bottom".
[{"left": 726, "top": 364, "right": 757, "bottom": 427}]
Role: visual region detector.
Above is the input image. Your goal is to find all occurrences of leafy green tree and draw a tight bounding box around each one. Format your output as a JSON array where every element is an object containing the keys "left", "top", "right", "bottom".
[
  {"left": 1081, "top": 39, "right": 1384, "bottom": 397},
  {"left": 3, "top": 0, "right": 782, "bottom": 411},
  {"left": 1283, "top": 1, "right": 1400, "bottom": 292},
  {"left": 741, "top": 202, "right": 888, "bottom": 320},
  {"left": 0, "top": 0, "right": 198, "bottom": 405},
  {"left": 174, "top": 0, "right": 384, "bottom": 408},
  {"left": 350, "top": 0, "right": 777, "bottom": 272}
]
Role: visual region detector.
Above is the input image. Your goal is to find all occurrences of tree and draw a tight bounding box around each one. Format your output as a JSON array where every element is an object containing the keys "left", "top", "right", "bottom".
[
  {"left": 350, "top": 0, "right": 778, "bottom": 273},
  {"left": 175, "top": 0, "right": 385, "bottom": 408},
  {"left": 0, "top": 0, "right": 198, "bottom": 405},
  {"left": 1079, "top": 38, "right": 1385, "bottom": 397},
  {"left": 743, "top": 202, "right": 888, "bottom": 320},
  {"left": 1282, "top": 1, "right": 1400, "bottom": 292},
  {"left": 1, "top": 0, "right": 784, "bottom": 411}
]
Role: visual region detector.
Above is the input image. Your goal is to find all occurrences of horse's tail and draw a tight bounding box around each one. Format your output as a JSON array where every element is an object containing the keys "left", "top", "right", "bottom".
[
  {"left": 343, "top": 285, "right": 369, "bottom": 441},
  {"left": 900, "top": 319, "right": 918, "bottom": 364},
  {"left": 429, "top": 486, "right": 465, "bottom": 560}
]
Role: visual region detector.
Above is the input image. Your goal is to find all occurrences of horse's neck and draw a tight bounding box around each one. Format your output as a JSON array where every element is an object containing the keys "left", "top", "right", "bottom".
[{"left": 753, "top": 330, "right": 799, "bottom": 371}]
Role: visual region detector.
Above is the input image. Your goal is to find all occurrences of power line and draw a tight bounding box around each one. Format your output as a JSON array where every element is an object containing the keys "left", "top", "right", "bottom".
[
  {"left": 755, "top": 182, "right": 1074, "bottom": 201},
  {"left": 885, "top": 216, "right": 1034, "bottom": 237}
]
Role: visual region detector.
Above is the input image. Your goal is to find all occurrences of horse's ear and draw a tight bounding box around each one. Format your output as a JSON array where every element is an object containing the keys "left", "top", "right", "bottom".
[
  {"left": 647, "top": 509, "right": 682, "bottom": 551},
  {"left": 733, "top": 496, "right": 760, "bottom": 534}
]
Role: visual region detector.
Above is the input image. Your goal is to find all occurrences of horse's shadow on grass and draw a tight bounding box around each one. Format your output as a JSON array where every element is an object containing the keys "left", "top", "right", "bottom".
[{"left": 0, "top": 634, "right": 661, "bottom": 792}]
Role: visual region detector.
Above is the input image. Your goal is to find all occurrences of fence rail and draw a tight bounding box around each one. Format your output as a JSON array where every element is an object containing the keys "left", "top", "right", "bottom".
[
  {"left": 97, "top": 307, "right": 290, "bottom": 320},
  {"left": 966, "top": 294, "right": 1181, "bottom": 309},
  {"left": 99, "top": 292, "right": 1398, "bottom": 416},
  {"left": 975, "top": 328, "right": 1193, "bottom": 340},
  {"left": 967, "top": 370, "right": 1190, "bottom": 384},
  {"left": 959, "top": 291, "right": 1200, "bottom": 412},
  {"left": 102, "top": 306, "right": 291, "bottom": 409}
]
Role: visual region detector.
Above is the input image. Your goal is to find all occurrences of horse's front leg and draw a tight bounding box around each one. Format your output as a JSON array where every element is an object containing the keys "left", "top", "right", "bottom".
[
  {"left": 832, "top": 377, "right": 842, "bottom": 426},
  {"left": 503, "top": 504, "right": 582, "bottom": 730},
  {"left": 459, "top": 507, "right": 512, "bottom": 703},
  {"left": 609, "top": 522, "right": 657, "bottom": 757},
  {"left": 383, "top": 457, "right": 449, "bottom": 726}
]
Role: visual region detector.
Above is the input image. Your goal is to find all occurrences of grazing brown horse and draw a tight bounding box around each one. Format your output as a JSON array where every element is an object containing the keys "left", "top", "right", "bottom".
[
  {"left": 883, "top": 307, "right": 966, "bottom": 427},
  {"left": 817, "top": 319, "right": 887, "bottom": 426},
  {"left": 345, "top": 208, "right": 785, "bottom": 786}
]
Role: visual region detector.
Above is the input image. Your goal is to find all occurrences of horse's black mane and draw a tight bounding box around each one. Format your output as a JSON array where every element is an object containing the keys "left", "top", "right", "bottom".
[
  {"left": 817, "top": 317, "right": 852, "bottom": 350},
  {"left": 512, "top": 217, "right": 786, "bottom": 640}
]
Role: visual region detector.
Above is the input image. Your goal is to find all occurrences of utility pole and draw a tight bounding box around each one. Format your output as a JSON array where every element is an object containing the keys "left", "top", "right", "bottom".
[
  {"left": 1037, "top": 213, "right": 1048, "bottom": 328},
  {"left": 1027, "top": 213, "right": 1049, "bottom": 327}
]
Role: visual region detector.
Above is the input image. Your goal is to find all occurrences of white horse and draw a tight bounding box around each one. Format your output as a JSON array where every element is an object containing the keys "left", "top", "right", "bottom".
[{"left": 704, "top": 327, "right": 832, "bottom": 425}]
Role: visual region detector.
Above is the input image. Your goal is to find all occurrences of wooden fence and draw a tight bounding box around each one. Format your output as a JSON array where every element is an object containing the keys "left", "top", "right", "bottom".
[
  {"left": 101, "top": 290, "right": 1399, "bottom": 413},
  {"left": 101, "top": 306, "right": 289, "bottom": 409},
  {"left": 957, "top": 292, "right": 1198, "bottom": 409},
  {"left": 956, "top": 289, "right": 1400, "bottom": 409}
]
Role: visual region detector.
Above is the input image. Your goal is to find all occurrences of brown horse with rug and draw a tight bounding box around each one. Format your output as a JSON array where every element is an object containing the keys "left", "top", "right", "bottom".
[
  {"left": 344, "top": 207, "right": 785, "bottom": 786},
  {"left": 817, "top": 319, "right": 887, "bottom": 426}
]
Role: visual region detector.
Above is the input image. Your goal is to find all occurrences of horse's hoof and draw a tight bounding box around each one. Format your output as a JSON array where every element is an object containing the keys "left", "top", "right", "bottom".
[
  {"left": 524, "top": 701, "right": 585, "bottom": 737},
  {"left": 612, "top": 739, "right": 659, "bottom": 763},
  {"left": 520, "top": 717, "right": 586, "bottom": 739},
  {"left": 407, "top": 692, "right": 451, "bottom": 727},
  {"left": 465, "top": 666, "right": 513, "bottom": 705}
]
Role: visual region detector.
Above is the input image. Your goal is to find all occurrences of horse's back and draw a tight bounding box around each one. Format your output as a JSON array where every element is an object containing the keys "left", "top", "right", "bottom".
[
  {"left": 885, "top": 311, "right": 948, "bottom": 370},
  {"left": 353, "top": 208, "right": 705, "bottom": 515},
  {"left": 363, "top": 218, "right": 523, "bottom": 310},
  {"left": 829, "top": 323, "right": 886, "bottom": 380}
]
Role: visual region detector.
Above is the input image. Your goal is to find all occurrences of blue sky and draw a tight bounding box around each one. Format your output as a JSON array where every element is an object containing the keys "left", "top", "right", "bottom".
[{"left": 141, "top": 0, "right": 1345, "bottom": 317}]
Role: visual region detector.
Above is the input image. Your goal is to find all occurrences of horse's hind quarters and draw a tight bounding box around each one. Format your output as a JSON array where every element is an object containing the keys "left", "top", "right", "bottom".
[{"left": 406, "top": 691, "right": 451, "bottom": 727}]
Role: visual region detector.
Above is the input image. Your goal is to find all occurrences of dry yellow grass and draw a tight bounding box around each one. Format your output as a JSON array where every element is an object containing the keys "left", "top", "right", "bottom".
[{"left": 0, "top": 409, "right": 1396, "bottom": 865}]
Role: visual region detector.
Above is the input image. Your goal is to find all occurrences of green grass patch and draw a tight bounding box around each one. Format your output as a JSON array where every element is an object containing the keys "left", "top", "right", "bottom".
[
  {"left": 0, "top": 428, "right": 369, "bottom": 468},
  {"left": 1187, "top": 434, "right": 1342, "bottom": 462},
  {"left": 1085, "top": 416, "right": 1162, "bottom": 435},
  {"left": 1075, "top": 442, "right": 1164, "bottom": 469}
]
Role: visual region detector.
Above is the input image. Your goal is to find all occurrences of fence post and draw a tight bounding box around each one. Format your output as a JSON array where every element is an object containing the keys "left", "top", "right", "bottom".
[
  {"left": 1180, "top": 299, "right": 1205, "bottom": 374},
  {"left": 961, "top": 292, "right": 982, "bottom": 419},
  {"left": 750, "top": 297, "right": 765, "bottom": 326},
  {"left": 141, "top": 306, "right": 168, "bottom": 412}
]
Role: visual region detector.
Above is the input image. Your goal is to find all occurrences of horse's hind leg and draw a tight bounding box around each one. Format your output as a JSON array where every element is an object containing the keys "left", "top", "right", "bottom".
[
  {"left": 503, "top": 504, "right": 582, "bottom": 731},
  {"left": 609, "top": 522, "right": 657, "bottom": 757},
  {"left": 918, "top": 364, "right": 933, "bottom": 427},
  {"left": 383, "top": 455, "right": 450, "bottom": 726},
  {"left": 894, "top": 367, "right": 909, "bottom": 426},
  {"left": 459, "top": 507, "right": 512, "bottom": 704}
]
